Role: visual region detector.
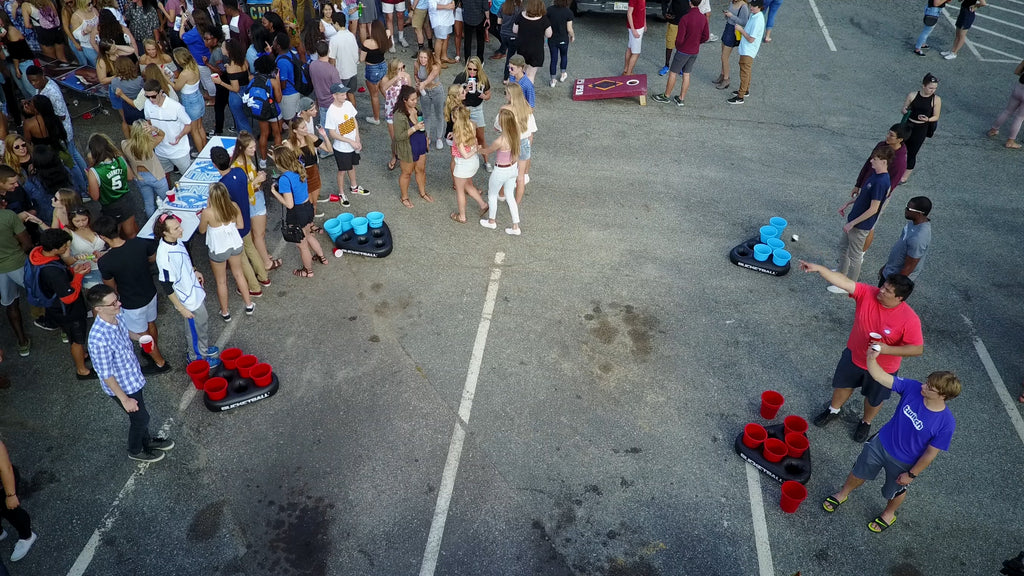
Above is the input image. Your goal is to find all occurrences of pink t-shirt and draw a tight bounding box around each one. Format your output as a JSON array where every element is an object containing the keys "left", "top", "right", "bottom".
[
  {"left": 627, "top": 0, "right": 646, "bottom": 29},
  {"left": 846, "top": 283, "right": 924, "bottom": 372}
]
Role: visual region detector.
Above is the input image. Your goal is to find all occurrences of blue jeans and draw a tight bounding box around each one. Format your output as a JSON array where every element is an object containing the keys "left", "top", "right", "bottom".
[
  {"left": 763, "top": 0, "right": 783, "bottom": 29},
  {"left": 228, "top": 91, "right": 252, "bottom": 134},
  {"left": 68, "top": 38, "right": 89, "bottom": 66},
  {"left": 112, "top": 389, "right": 153, "bottom": 455},
  {"left": 136, "top": 170, "right": 167, "bottom": 217},
  {"left": 68, "top": 144, "right": 89, "bottom": 196},
  {"left": 916, "top": 7, "right": 941, "bottom": 49},
  {"left": 7, "top": 61, "right": 35, "bottom": 101},
  {"left": 548, "top": 40, "right": 568, "bottom": 76},
  {"left": 81, "top": 45, "right": 98, "bottom": 68}
]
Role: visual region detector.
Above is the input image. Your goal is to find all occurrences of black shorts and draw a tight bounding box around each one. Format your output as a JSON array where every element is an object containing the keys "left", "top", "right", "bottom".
[
  {"left": 955, "top": 7, "right": 975, "bottom": 29},
  {"left": 831, "top": 348, "right": 894, "bottom": 407},
  {"left": 333, "top": 150, "right": 360, "bottom": 171},
  {"left": 56, "top": 313, "right": 88, "bottom": 345},
  {"left": 722, "top": 24, "right": 739, "bottom": 48},
  {"left": 101, "top": 194, "right": 136, "bottom": 224},
  {"left": 35, "top": 26, "right": 66, "bottom": 46},
  {"left": 286, "top": 201, "right": 314, "bottom": 228}
]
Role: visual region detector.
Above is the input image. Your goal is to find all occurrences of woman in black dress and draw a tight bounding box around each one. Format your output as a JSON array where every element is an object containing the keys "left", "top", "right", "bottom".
[
  {"left": 512, "top": 0, "right": 551, "bottom": 84},
  {"left": 899, "top": 73, "right": 941, "bottom": 184}
]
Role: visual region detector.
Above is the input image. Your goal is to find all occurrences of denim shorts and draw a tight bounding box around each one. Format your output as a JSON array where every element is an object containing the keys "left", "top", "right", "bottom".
[
  {"left": 468, "top": 104, "right": 485, "bottom": 128},
  {"left": 252, "top": 190, "right": 267, "bottom": 217},
  {"left": 519, "top": 136, "right": 531, "bottom": 161},
  {"left": 181, "top": 89, "right": 206, "bottom": 122},
  {"left": 365, "top": 61, "right": 387, "bottom": 84},
  {"left": 851, "top": 435, "right": 912, "bottom": 500}
]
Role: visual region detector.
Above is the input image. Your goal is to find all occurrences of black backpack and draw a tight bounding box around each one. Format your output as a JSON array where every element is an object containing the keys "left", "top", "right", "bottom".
[
  {"left": 276, "top": 52, "right": 314, "bottom": 96},
  {"left": 244, "top": 74, "right": 279, "bottom": 121},
  {"left": 23, "top": 258, "right": 65, "bottom": 310}
]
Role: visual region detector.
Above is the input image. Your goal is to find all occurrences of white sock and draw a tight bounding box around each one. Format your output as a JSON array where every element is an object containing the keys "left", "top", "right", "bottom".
[{"left": 828, "top": 406, "right": 840, "bottom": 414}]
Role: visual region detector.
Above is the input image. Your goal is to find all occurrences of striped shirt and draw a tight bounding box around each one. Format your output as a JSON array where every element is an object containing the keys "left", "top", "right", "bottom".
[{"left": 88, "top": 313, "right": 146, "bottom": 397}]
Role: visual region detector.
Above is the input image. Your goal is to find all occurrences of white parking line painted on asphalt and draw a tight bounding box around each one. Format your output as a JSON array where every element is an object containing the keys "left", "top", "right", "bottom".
[
  {"left": 419, "top": 251, "right": 506, "bottom": 576},
  {"left": 66, "top": 244, "right": 282, "bottom": 576},
  {"left": 944, "top": 4, "right": 1024, "bottom": 62},
  {"left": 807, "top": 0, "right": 837, "bottom": 52},
  {"left": 745, "top": 463, "right": 775, "bottom": 576},
  {"left": 971, "top": 337, "right": 1024, "bottom": 445}
]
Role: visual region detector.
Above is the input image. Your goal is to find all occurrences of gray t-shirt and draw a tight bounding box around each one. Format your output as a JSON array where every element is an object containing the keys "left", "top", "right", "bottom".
[{"left": 882, "top": 220, "right": 931, "bottom": 281}]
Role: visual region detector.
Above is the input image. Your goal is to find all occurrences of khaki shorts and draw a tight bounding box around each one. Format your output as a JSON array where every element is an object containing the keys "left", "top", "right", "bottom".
[
  {"left": 412, "top": 6, "right": 429, "bottom": 29},
  {"left": 665, "top": 23, "right": 677, "bottom": 50}
]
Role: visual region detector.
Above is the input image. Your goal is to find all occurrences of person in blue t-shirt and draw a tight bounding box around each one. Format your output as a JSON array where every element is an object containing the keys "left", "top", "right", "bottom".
[
  {"left": 829, "top": 145, "right": 894, "bottom": 290},
  {"left": 273, "top": 31, "right": 302, "bottom": 122},
  {"left": 821, "top": 345, "right": 960, "bottom": 533}
]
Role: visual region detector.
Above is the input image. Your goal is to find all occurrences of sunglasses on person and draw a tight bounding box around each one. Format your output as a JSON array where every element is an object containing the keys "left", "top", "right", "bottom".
[
  {"left": 71, "top": 208, "right": 90, "bottom": 216},
  {"left": 145, "top": 91, "right": 161, "bottom": 100},
  {"left": 12, "top": 142, "right": 26, "bottom": 150},
  {"left": 905, "top": 206, "right": 925, "bottom": 214}
]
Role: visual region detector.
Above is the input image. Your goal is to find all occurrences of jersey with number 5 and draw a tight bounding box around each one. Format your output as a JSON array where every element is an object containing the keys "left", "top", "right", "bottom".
[{"left": 93, "top": 158, "right": 131, "bottom": 205}]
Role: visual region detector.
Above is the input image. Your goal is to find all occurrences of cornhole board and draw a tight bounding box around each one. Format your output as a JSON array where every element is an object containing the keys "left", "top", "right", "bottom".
[
  {"left": 572, "top": 74, "right": 647, "bottom": 106},
  {"left": 203, "top": 362, "right": 280, "bottom": 412},
  {"left": 730, "top": 238, "right": 791, "bottom": 276},
  {"left": 734, "top": 424, "right": 812, "bottom": 484},
  {"left": 333, "top": 222, "right": 394, "bottom": 258}
]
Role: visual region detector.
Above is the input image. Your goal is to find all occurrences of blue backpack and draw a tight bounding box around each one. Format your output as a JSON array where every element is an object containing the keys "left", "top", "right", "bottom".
[
  {"left": 244, "top": 74, "right": 279, "bottom": 121},
  {"left": 23, "top": 259, "right": 65, "bottom": 309}
]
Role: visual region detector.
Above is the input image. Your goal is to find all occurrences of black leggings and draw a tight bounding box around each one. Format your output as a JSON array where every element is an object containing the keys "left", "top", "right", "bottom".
[
  {"left": 214, "top": 83, "right": 229, "bottom": 134},
  {"left": 905, "top": 121, "right": 930, "bottom": 171},
  {"left": 463, "top": 21, "right": 486, "bottom": 61},
  {"left": 0, "top": 467, "right": 31, "bottom": 540}
]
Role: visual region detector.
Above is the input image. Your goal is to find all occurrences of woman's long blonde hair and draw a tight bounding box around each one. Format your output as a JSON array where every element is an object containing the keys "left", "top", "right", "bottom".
[
  {"left": 504, "top": 83, "right": 531, "bottom": 134},
  {"left": 272, "top": 145, "right": 306, "bottom": 183},
  {"left": 463, "top": 56, "right": 488, "bottom": 89},
  {"left": 126, "top": 120, "right": 156, "bottom": 162},
  {"left": 230, "top": 131, "right": 256, "bottom": 173},
  {"left": 497, "top": 108, "right": 520, "bottom": 158},
  {"left": 286, "top": 117, "right": 314, "bottom": 156},
  {"left": 385, "top": 57, "right": 403, "bottom": 80},
  {"left": 172, "top": 47, "right": 200, "bottom": 77},
  {"left": 206, "top": 182, "right": 240, "bottom": 224},
  {"left": 2, "top": 135, "right": 30, "bottom": 173},
  {"left": 452, "top": 107, "right": 476, "bottom": 148},
  {"left": 443, "top": 84, "right": 463, "bottom": 123},
  {"left": 142, "top": 63, "right": 174, "bottom": 95}
]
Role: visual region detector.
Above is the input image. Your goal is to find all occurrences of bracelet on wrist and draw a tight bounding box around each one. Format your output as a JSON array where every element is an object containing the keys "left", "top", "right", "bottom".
[
  {"left": 907, "top": 471, "right": 917, "bottom": 479},
  {"left": 5, "top": 493, "right": 15, "bottom": 497}
]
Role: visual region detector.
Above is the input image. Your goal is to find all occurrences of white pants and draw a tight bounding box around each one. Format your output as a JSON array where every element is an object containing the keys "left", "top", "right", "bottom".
[{"left": 487, "top": 164, "right": 520, "bottom": 223}]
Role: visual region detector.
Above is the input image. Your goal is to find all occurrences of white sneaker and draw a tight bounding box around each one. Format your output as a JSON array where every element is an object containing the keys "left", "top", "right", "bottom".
[
  {"left": 707, "top": 33, "right": 719, "bottom": 43},
  {"left": 389, "top": 44, "right": 396, "bottom": 53},
  {"left": 485, "top": 162, "right": 493, "bottom": 173},
  {"left": 550, "top": 78, "right": 556, "bottom": 88},
  {"left": 258, "top": 158, "right": 267, "bottom": 169},
  {"left": 435, "top": 137, "right": 443, "bottom": 150},
  {"left": 943, "top": 52, "right": 957, "bottom": 60},
  {"left": 826, "top": 285, "right": 849, "bottom": 295},
  {"left": 364, "top": 116, "right": 380, "bottom": 125},
  {"left": 400, "top": 35, "right": 409, "bottom": 47},
  {"left": 505, "top": 227, "right": 521, "bottom": 235},
  {"left": 524, "top": 174, "right": 530, "bottom": 185},
  {"left": 11, "top": 532, "right": 37, "bottom": 562},
  {"left": 559, "top": 72, "right": 567, "bottom": 82},
  {"left": 479, "top": 219, "right": 497, "bottom": 229}
]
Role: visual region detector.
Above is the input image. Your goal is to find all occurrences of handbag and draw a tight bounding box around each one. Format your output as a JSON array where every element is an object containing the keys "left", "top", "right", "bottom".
[
  {"left": 923, "top": 14, "right": 938, "bottom": 26},
  {"left": 281, "top": 208, "right": 304, "bottom": 243}
]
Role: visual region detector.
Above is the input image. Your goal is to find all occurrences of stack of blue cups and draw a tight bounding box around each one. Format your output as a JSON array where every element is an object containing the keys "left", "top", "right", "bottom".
[{"left": 754, "top": 217, "right": 792, "bottom": 266}]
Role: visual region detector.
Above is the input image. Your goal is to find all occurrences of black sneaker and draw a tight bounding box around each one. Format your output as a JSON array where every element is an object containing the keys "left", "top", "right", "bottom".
[
  {"left": 74, "top": 368, "right": 98, "bottom": 381},
  {"left": 813, "top": 408, "right": 839, "bottom": 427},
  {"left": 128, "top": 450, "right": 165, "bottom": 463},
  {"left": 33, "top": 317, "right": 58, "bottom": 331},
  {"left": 672, "top": 96, "right": 684, "bottom": 107},
  {"left": 853, "top": 421, "right": 871, "bottom": 442},
  {"left": 141, "top": 361, "right": 172, "bottom": 375},
  {"left": 731, "top": 90, "right": 751, "bottom": 98},
  {"left": 650, "top": 93, "right": 670, "bottom": 104},
  {"left": 148, "top": 437, "right": 175, "bottom": 451},
  {"left": 727, "top": 96, "right": 745, "bottom": 104}
]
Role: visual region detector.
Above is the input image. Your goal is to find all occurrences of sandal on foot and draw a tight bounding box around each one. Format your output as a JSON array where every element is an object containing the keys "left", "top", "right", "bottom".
[
  {"left": 293, "top": 268, "right": 314, "bottom": 278},
  {"left": 401, "top": 197, "right": 414, "bottom": 208},
  {"left": 1006, "top": 140, "right": 1022, "bottom": 149},
  {"left": 987, "top": 128, "right": 999, "bottom": 138},
  {"left": 450, "top": 212, "right": 467, "bottom": 223},
  {"left": 420, "top": 192, "right": 435, "bottom": 203},
  {"left": 267, "top": 258, "right": 283, "bottom": 271},
  {"left": 868, "top": 515, "right": 896, "bottom": 533},
  {"left": 315, "top": 255, "right": 328, "bottom": 265},
  {"left": 310, "top": 224, "right": 324, "bottom": 234},
  {"left": 822, "top": 496, "right": 848, "bottom": 513},
  {"left": 479, "top": 204, "right": 489, "bottom": 218},
  {"left": 387, "top": 157, "right": 397, "bottom": 170}
]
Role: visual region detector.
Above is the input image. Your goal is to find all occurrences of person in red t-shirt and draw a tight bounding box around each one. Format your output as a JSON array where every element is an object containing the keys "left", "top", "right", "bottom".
[
  {"left": 623, "top": 0, "right": 647, "bottom": 75},
  {"left": 799, "top": 260, "right": 925, "bottom": 443},
  {"left": 651, "top": 0, "right": 708, "bottom": 106}
]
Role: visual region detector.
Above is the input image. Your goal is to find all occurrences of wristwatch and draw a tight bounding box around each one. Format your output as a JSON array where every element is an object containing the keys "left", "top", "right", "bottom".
[{"left": 906, "top": 471, "right": 917, "bottom": 479}]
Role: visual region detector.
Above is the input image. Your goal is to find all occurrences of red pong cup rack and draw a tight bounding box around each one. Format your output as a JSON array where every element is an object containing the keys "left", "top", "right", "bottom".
[{"left": 192, "top": 348, "right": 281, "bottom": 412}]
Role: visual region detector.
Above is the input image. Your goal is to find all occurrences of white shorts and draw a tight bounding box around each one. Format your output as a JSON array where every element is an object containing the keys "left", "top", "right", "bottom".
[
  {"left": 122, "top": 295, "right": 158, "bottom": 334},
  {"left": 198, "top": 65, "right": 217, "bottom": 97},
  {"left": 382, "top": 1, "right": 406, "bottom": 14},
  {"left": 0, "top": 267, "right": 25, "bottom": 307},
  {"left": 453, "top": 154, "right": 479, "bottom": 178},
  {"left": 698, "top": 0, "right": 711, "bottom": 13},
  {"left": 158, "top": 154, "right": 192, "bottom": 174},
  {"left": 627, "top": 27, "right": 645, "bottom": 54},
  {"left": 454, "top": 7, "right": 463, "bottom": 21},
  {"left": 434, "top": 24, "right": 452, "bottom": 39},
  {"left": 279, "top": 92, "right": 301, "bottom": 121}
]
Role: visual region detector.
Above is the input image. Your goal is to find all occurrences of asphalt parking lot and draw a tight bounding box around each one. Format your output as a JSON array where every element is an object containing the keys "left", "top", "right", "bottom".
[{"left": 2, "top": 1, "right": 1024, "bottom": 575}]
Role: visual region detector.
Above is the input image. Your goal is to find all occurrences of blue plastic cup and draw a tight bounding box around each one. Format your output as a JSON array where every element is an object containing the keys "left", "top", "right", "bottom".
[
  {"left": 338, "top": 212, "right": 354, "bottom": 232},
  {"left": 766, "top": 238, "right": 785, "bottom": 251},
  {"left": 366, "top": 211, "right": 384, "bottom": 228},
  {"left": 759, "top": 226, "right": 779, "bottom": 244},
  {"left": 754, "top": 244, "right": 772, "bottom": 262},
  {"left": 772, "top": 248, "right": 792, "bottom": 267},
  {"left": 351, "top": 216, "right": 369, "bottom": 235},
  {"left": 324, "top": 218, "right": 343, "bottom": 242},
  {"left": 769, "top": 217, "right": 788, "bottom": 238}
]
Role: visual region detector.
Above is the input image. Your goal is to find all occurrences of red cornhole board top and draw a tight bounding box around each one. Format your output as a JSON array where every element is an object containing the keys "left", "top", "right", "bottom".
[{"left": 572, "top": 74, "right": 647, "bottom": 105}]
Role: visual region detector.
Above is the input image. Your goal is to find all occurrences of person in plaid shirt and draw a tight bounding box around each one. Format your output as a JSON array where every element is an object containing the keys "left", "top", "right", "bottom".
[{"left": 86, "top": 285, "right": 175, "bottom": 463}]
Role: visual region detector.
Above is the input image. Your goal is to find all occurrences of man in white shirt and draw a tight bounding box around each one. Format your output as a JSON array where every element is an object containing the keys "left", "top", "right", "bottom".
[
  {"left": 428, "top": 0, "right": 456, "bottom": 65},
  {"left": 728, "top": 0, "right": 764, "bottom": 104},
  {"left": 327, "top": 13, "right": 360, "bottom": 107},
  {"left": 142, "top": 79, "right": 194, "bottom": 177},
  {"left": 324, "top": 83, "right": 368, "bottom": 207}
]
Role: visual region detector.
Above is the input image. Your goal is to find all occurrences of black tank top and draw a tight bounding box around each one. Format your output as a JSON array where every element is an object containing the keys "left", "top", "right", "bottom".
[
  {"left": 361, "top": 43, "right": 384, "bottom": 64},
  {"left": 224, "top": 69, "right": 250, "bottom": 87},
  {"left": 4, "top": 39, "right": 34, "bottom": 60},
  {"left": 908, "top": 92, "right": 934, "bottom": 122}
]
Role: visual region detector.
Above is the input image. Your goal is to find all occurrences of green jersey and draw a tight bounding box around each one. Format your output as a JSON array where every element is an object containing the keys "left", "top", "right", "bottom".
[{"left": 92, "top": 158, "right": 130, "bottom": 205}]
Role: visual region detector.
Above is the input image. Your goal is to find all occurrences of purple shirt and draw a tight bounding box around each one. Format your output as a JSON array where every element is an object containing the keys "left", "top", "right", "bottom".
[
  {"left": 878, "top": 376, "right": 955, "bottom": 465},
  {"left": 855, "top": 142, "right": 908, "bottom": 192},
  {"left": 309, "top": 59, "right": 341, "bottom": 110}
]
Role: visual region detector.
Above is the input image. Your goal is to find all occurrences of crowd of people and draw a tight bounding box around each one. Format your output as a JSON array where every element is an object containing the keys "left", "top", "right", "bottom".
[{"left": 0, "top": 0, "right": 1021, "bottom": 567}]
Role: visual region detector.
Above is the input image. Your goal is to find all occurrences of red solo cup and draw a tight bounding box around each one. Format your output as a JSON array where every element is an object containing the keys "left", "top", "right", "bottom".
[
  {"left": 785, "top": 432, "right": 809, "bottom": 458},
  {"left": 139, "top": 335, "right": 154, "bottom": 353},
  {"left": 779, "top": 480, "right": 808, "bottom": 513},
  {"left": 166, "top": 191, "right": 176, "bottom": 203},
  {"left": 236, "top": 354, "right": 258, "bottom": 378},
  {"left": 220, "top": 347, "right": 244, "bottom": 370},
  {"left": 205, "top": 377, "right": 228, "bottom": 401},
  {"left": 742, "top": 423, "right": 768, "bottom": 449},
  {"left": 760, "top": 390, "right": 785, "bottom": 419},
  {"left": 784, "top": 415, "right": 808, "bottom": 437},
  {"left": 251, "top": 363, "right": 273, "bottom": 387},
  {"left": 186, "top": 360, "right": 210, "bottom": 389},
  {"left": 763, "top": 438, "right": 788, "bottom": 463}
]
